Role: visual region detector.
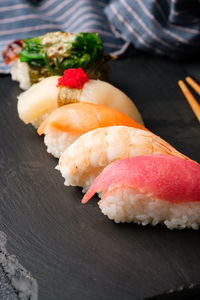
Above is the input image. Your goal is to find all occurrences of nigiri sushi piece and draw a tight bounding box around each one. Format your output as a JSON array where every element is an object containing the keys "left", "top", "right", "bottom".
[
  {"left": 82, "top": 155, "right": 200, "bottom": 230},
  {"left": 57, "top": 126, "right": 190, "bottom": 192},
  {"left": 38, "top": 103, "right": 147, "bottom": 158},
  {"left": 17, "top": 68, "right": 144, "bottom": 128},
  {"left": 3, "top": 32, "right": 109, "bottom": 89}
]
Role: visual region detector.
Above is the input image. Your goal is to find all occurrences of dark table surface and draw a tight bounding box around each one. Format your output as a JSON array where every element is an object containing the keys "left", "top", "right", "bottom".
[{"left": 0, "top": 54, "right": 200, "bottom": 300}]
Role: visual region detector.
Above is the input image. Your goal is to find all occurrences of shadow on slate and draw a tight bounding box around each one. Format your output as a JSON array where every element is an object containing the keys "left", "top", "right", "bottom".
[
  {"left": 0, "top": 232, "right": 37, "bottom": 299},
  {"left": 145, "top": 284, "right": 200, "bottom": 300}
]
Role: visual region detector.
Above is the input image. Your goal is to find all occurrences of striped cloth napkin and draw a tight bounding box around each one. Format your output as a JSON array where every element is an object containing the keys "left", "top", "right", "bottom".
[{"left": 1, "top": 0, "right": 200, "bottom": 73}]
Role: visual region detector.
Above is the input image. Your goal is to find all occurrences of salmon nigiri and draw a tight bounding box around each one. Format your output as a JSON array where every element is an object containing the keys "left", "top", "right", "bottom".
[
  {"left": 38, "top": 103, "right": 147, "bottom": 158},
  {"left": 82, "top": 155, "right": 200, "bottom": 230}
]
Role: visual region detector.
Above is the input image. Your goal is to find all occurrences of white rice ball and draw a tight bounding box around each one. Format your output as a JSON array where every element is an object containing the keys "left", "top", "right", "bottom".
[
  {"left": 99, "top": 188, "right": 200, "bottom": 230},
  {"left": 11, "top": 59, "right": 30, "bottom": 90},
  {"left": 43, "top": 127, "right": 80, "bottom": 158}
]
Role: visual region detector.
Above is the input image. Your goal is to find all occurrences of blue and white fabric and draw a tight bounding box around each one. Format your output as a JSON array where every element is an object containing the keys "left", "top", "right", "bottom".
[{"left": 1, "top": 0, "right": 200, "bottom": 73}]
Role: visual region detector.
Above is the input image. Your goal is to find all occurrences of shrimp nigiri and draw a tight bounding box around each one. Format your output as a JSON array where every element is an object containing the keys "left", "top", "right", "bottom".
[
  {"left": 82, "top": 155, "right": 200, "bottom": 230},
  {"left": 38, "top": 103, "right": 147, "bottom": 158},
  {"left": 57, "top": 126, "right": 190, "bottom": 192},
  {"left": 17, "top": 68, "right": 144, "bottom": 128}
]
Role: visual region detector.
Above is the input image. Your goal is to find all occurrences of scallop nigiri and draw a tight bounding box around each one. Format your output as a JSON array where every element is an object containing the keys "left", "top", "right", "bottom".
[
  {"left": 57, "top": 126, "right": 190, "bottom": 192},
  {"left": 38, "top": 103, "right": 147, "bottom": 158},
  {"left": 17, "top": 68, "right": 144, "bottom": 128},
  {"left": 82, "top": 155, "right": 200, "bottom": 230}
]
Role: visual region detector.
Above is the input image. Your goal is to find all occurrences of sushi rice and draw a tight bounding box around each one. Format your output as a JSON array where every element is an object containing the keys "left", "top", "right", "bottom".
[
  {"left": 99, "top": 188, "right": 200, "bottom": 230},
  {"left": 11, "top": 59, "right": 31, "bottom": 90},
  {"left": 44, "top": 127, "right": 80, "bottom": 158}
]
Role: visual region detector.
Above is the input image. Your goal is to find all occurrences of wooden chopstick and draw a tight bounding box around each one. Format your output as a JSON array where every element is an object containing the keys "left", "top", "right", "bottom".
[
  {"left": 178, "top": 80, "right": 200, "bottom": 122},
  {"left": 186, "top": 76, "right": 200, "bottom": 96}
]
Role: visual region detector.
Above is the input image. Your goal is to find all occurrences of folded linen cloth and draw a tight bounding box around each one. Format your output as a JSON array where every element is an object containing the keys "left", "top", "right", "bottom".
[
  {"left": 105, "top": 0, "right": 200, "bottom": 59},
  {"left": 1, "top": 0, "right": 200, "bottom": 74}
]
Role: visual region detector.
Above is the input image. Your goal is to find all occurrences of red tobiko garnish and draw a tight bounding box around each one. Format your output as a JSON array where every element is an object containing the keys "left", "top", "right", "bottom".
[{"left": 57, "top": 68, "right": 89, "bottom": 89}]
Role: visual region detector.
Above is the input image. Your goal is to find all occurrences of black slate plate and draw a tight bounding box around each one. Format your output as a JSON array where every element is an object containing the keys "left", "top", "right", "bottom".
[{"left": 0, "top": 54, "right": 200, "bottom": 300}]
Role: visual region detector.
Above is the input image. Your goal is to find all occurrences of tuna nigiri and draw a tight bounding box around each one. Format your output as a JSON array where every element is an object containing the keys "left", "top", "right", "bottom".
[
  {"left": 57, "top": 126, "right": 190, "bottom": 192},
  {"left": 82, "top": 155, "right": 200, "bottom": 230},
  {"left": 17, "top": 68, "right": 144, "bottom": 128},
  {"left": 38, "top": 103, "right": 147, "bottom": 158}
]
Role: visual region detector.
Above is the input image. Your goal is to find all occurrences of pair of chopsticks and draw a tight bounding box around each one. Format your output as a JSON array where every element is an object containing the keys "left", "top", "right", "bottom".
[{"left": 178, "top": 77, "right": 200, "bottom": 122}]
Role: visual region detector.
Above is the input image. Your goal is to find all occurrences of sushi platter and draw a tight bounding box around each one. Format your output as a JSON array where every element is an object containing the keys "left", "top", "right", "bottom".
[{"left": 1, "top": 53, "right": 200, "bottom": 299}]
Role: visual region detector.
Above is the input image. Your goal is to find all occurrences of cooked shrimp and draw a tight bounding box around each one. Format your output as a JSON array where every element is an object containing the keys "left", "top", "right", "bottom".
[{"left": 57, "top": 126, "right": 190, "bottom": 192}]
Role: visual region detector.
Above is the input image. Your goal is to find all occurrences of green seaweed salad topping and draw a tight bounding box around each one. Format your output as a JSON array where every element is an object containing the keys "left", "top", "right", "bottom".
[{"left": 19, "top": 32, "right": 103, "bottom": 75}]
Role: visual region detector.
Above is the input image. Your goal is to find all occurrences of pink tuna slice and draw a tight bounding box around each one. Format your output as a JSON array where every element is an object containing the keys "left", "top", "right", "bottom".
[{"left": 82, "top": 155, "right": 200, "bottom": 204}]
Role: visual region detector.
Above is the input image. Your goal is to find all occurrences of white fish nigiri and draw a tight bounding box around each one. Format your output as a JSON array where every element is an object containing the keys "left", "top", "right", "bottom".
[
  {"left": 17, "top": 76, "right": 60, "bottom": 128},
  {"left": 17, "top": 70, "right": 144, "bottom": 128},
  {"left": 82, "top": 155, "right": 200, "bottom": 230},
  {"left": 57, "top": 126, "right": 189, "bottom": 192}
]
